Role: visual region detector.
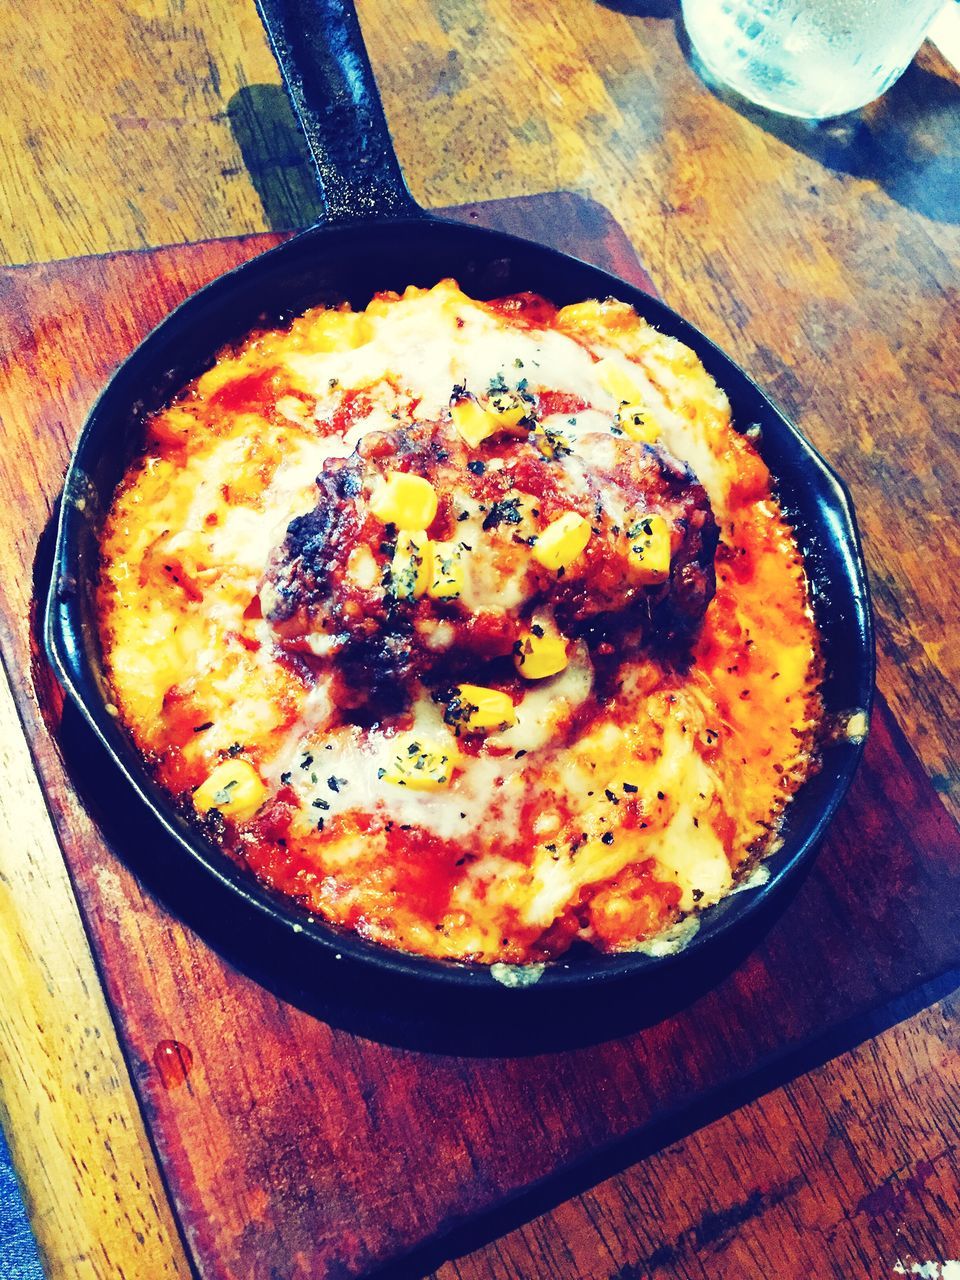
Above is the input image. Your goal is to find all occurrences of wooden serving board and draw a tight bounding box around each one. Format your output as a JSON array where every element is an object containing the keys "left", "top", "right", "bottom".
[{"left": 2, "top": 194, "right": 959, "bottom": 1280}]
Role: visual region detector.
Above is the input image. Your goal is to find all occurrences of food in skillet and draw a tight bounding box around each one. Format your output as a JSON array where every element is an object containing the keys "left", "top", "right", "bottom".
[{"left": 97, "top": 281, "right": 822, "bottom": 963}]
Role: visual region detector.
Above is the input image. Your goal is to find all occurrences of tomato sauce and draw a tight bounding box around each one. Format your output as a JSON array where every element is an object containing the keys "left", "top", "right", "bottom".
[
  {"left": 97, "top": 280, "right": 822, "bottom": 965},
  {"left": 208, "top": 367, "right": 281, "bottom": 414}
]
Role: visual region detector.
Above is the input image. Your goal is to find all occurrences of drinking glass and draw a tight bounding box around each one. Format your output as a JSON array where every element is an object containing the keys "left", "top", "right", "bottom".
[{"left": 681, "top": 0, "right": 948, "bottom": 119}]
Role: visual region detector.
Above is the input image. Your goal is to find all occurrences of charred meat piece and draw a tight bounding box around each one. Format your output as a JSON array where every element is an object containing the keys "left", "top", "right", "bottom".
[
  {"left": 553, "top": 432, "right": 718, "bottom": 649},
  {"left": 259, "top": 418, "right": 717, "bottom": 706}
]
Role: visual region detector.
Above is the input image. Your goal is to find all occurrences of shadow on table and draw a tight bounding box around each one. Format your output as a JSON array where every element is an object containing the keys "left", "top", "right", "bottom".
[
  {"left": 598, "top": 0, "right": 679, "bottom": 15},
  {"left": 598, "top": 0, "right": 960, "bottom": 225},
  {"left": 697, "top": 59, "right": 960, "bottom": 226},
  {"left": 226, "top": 83, "right": 325, "bottom": 230}
]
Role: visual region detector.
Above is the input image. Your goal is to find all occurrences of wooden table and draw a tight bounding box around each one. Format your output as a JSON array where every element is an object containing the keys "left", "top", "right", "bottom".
[{"left": 1, "top": 2, "right": 958, "bottom": 1277}]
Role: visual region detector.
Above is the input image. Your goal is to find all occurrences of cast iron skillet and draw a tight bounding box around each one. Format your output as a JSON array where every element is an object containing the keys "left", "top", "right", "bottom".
[{"left": 44, "top": 0, "right": 874, "bottom": 994}]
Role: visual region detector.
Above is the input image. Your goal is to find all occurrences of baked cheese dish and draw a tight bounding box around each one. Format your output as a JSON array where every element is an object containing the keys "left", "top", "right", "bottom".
[{"left": 97, "top": 281, "right": 822, "bottom": 963}]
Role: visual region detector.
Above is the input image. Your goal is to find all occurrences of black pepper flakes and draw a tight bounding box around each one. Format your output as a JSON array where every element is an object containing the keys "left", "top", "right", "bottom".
[{"left": 482, "top": 496, "right": 524, "bottom": 531}]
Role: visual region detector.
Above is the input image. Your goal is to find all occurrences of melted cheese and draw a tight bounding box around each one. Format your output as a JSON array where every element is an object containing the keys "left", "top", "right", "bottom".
[{"left": 97, "top": 280, "right": 822, "bottom": 964}]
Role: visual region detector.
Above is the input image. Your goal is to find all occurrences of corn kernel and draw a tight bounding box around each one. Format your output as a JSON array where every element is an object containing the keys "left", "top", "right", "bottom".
[
  {"left": 484, "top": 390, "right": 527, "bottom": 427},
  {"left": 532, "top": 425, "right": 570, "bottom": 460},
  {"left": 616, "top": 401, "right": 659, "bottom": 445},
  {"left": 595, "top": 356, "right": 645, "bottom": 407},
  {"left": 193, "top": 759, "right": 267, "bottom": 822},
  {"left": 627, "top": 513, "right": 671, "bottom": 584},
  {"left": 450, "top": 389, "right": 528, "bottom": 447},
  {"left": 390, "top": 531, "right": 433, "bottom": 600},
  {"left": 450, "top": 393, "right": 497, "bottom": 448},
  {"left": 446, "top": 684, "right": 516, "bottom": 734},
  {"left": 369, "top": 471, "right": 438, "bottom": 529},
  {"left": 428, "top": 541, "right": 466, "bottom": 599},
  {"left": 514, "top": 627, "right": 569, "bottom": 679},
  {"left": 381, "top": 733, "right": 461, "bottom": 790},
  {"left": 532, "top": 511, "right": 592, "bottom": 572}
]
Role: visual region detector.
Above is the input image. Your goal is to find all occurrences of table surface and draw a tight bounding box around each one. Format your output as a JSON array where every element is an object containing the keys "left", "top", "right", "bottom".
[{"left": 1, "top": 2, "right": 958, "bottom": 1278}]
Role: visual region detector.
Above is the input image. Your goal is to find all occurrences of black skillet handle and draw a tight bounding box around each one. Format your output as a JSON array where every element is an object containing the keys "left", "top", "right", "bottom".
[{"left": 253, "top": 0, "right": 422, "bottom": 224}]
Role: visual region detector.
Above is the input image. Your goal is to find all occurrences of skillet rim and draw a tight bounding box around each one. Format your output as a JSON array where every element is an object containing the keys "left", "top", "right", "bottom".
[{"left": 43, "top": 213, "right": 875, "bottom": 993}]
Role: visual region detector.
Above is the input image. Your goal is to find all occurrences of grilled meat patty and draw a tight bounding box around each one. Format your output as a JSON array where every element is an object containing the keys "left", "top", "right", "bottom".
[{"left": 260, "top": 416, "right": 717, "bottom": 709}]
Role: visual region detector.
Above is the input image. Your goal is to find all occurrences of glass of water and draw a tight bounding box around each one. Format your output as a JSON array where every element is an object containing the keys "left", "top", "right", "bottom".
[{"left": 681, "top": 0, "right": 947, "bottom": 119}]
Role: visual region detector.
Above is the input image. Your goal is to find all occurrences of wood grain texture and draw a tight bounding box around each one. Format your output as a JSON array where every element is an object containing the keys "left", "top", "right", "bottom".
[
  {"left": 0, "top": 2, "right": 957, "bottom": 1277},
  {"left": 430, "top": 984, "right": 960, "bottom": 1280},
  {"left": 0, "top": 661, "right": 190, "bottom": 1279},
  {"left": 1, "top": 210, "right": 959, "bottom": 1280},
  {"left": 0, "top": 0, "right": 280, "bottom": 264}
]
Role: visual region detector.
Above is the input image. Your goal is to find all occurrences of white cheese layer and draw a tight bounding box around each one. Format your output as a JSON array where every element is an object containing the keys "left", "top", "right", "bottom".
[{"left": 100, "top": 279, "right": 819, "bottom": 961}]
